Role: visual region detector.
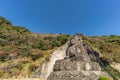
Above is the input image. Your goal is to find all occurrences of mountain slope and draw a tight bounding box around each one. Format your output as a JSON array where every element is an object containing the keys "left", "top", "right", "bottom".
[
  {"left": 82, "top": 34, "right": 120, "bottom": 80},
  {"left": 0, "top": 17, "right": 120, "bottom": 80},
  {"left": 0, "top": 16, "right": 69, "bottom": 78}
]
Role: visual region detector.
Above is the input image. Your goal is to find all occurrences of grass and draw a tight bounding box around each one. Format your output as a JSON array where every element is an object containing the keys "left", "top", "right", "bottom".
[
  {"left": 0, "top": 16, "right": 69, "bottom": 78},
  {"left": 81, "top": 35, "right": 120, "bottom": 80},
  {"left": 104, "top": 66, "right": 120, "bottom": 80},
  {"left": 0, "top": 49, "right": 54, "bottom": 78},
  {"left": 0, "top": 17, "right": 120, "bottom": 79},
  {"left": 98, "top": 76, "right": 110, "bottom": 80}
]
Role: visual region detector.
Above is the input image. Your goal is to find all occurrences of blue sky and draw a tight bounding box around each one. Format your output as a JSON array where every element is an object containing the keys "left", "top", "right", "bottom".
[{"left": 0, "top": 0, "right": 120, "bottom": 36}]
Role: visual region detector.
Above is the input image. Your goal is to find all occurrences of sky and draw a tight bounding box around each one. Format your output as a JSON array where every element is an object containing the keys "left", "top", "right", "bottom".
[{"left": 0, "top": 0, "right": 120, "bottom": 36}]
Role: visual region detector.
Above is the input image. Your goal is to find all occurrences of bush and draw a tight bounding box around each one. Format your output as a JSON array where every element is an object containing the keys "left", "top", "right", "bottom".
[
  {"left": 18, "top": 46, "right": 31, "bottom": 57},
  {"left": 0, "top": 16, "right": 12, "bottom": 25},
  {"left": 0, "top": 57, "right": 5, "bottom": 62},
  {"left": 57, "top": 34, "right": 69, "bottom": 45},
  {"left": 31, "top": 51, "right": 44, "bottom": 61},
  {"left": 98, "top": 76, "right": 110, "bottom": 80},
  {"left": 3, "top": 45, "right": 11, "bottom": 52}
]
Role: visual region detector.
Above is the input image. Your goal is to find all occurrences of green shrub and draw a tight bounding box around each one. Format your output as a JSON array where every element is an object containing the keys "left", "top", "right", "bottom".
[
  {"left": 57, "top": 34, "right": 69, "bottom": 45},
  {"left": 52, "top": 40, "right": 61, "bottom": 47},
  {"left": 18, "top": 46, "right": 31, "bottom": 57},
  {"left": 0, "top": 16, "right": 12, "bottom": 25},
  {"left": 104, "top": 66, "right": 120, "bottom": 80},
  {"left": 98, "top": 76, "right": 110, "bottom": 80},
  {"left": 0, "top": 57, "right": 5, "bottom": 62},
  {"left": 3, "top": 45, "right": 11, "bottom": 52}
]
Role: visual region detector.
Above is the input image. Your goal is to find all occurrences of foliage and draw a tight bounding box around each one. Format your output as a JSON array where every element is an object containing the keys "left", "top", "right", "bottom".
[
  {"left": 104, "top": 66, "right": 120, "bottom": 80},
  {"left": 0, "top": 57, "right": 5, "bottom": 62},
  {"left": 18, "top": 46, "right": 31, "bottom": 57},
  {"left": 98, "top": 76, "right": 110, "bottom": 80},
  {"left": 1, "top": 16, "right": 120, "bottom": 79},
  {"left": 32, "top": 34, "right": 69, "bottom": 50},
  {"left": 3, "top": 45, "right": 11, "bottom": 52},
  {"left": 83, "top": 35, "right": 120, "bottom": 63},
  {"left": 0, "top": 16, "right": 69, "bottom": 78},
  {"left": 0, "top": 16, "right": 12, "bottom": 25},
  {"left": 82, "top": 35, "right": 120, "bottom": 79}
]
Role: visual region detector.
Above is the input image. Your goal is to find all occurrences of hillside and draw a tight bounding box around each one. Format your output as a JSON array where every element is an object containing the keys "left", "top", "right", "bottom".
[
  {"left": 0, "top": 16, "right": 69, "bottom": 78},
  {"left": 47, "top": 34, "right": 120, "bottom": 80},
  {"left": 81, "top": 34, "right": 120, "bottom": 80},
  {"left": 0, "top": 17, "right": 120, "bottom": 80}
]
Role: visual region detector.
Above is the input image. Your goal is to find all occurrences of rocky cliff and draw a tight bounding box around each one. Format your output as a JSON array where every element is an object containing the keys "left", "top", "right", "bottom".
[
  {"left": 39, "top": 44, "right": 68, "bottom": 79},
  {"left": 48, "top": 35, "right": 112, "bottom": 80}
]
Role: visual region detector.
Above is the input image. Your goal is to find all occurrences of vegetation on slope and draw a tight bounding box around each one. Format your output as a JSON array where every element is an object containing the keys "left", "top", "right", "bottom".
[
  {"left": 0, "top": 16, "right": 69, "bottom": 78},
  {"left": 87, "top": 35, "right": 120, "bottom": 63},
  {"left": 98, "top": 76, "right": 110, "bottom": 80},
  {"left": 0, "top": 17, "right": 120, "bottom": 79},
  {"left": 81, "top": 34, "right": 120, "bottom": 80}
]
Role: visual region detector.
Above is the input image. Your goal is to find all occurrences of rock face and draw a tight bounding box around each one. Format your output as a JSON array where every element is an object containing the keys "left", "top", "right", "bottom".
[
  {"left": 39, "top": 43, "right": 68, "bottom": 79},
  {"left": 48, "top": 35, "right": 112, "bottom": 80},
  {"left": 111, "top": 62, "right": 120, "bottom": 72}
]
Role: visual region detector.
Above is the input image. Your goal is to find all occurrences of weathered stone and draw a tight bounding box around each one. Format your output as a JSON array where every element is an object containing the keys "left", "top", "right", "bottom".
[
  {"left": 110, "top": 62, "right": 120, "bottom": 72},
  {"left": 54, "top": 60, "right": 101, "bottom": 71},
  {"left": 48, "top": 35, "right": 112, "bottom": 80},
  {"left": 48, "top": 71, "right": 110, "bottom": 80}
]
